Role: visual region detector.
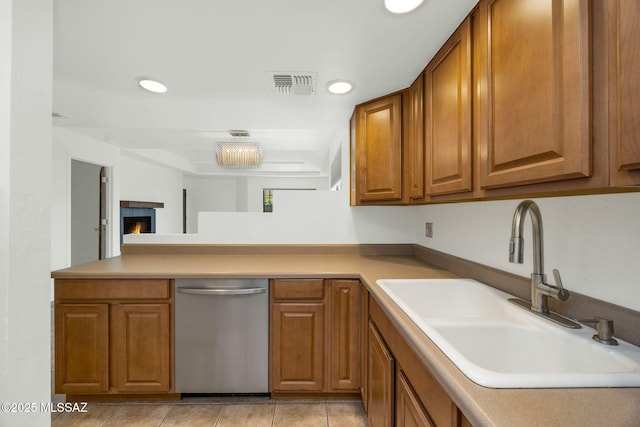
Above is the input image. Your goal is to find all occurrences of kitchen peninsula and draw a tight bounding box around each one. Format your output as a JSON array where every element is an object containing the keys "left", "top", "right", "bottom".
[{"left": 52, "top": 244, "right": 640, "bottom": 427}]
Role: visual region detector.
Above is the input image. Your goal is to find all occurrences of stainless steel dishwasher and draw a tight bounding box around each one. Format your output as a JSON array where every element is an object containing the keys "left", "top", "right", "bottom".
[{"left": 175, "top": 278, "right": 269, "bottom": 394}]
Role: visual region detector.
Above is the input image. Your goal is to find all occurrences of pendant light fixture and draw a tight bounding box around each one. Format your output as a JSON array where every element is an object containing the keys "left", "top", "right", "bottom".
[{"left": 215, "top": 131, "right": 263, "bottom": 169}]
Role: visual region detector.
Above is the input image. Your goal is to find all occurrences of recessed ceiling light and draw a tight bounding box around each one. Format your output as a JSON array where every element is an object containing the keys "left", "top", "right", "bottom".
[
  {"left": 326, "top": 80, "right": 354, "bottom": 95},
  {"left": 384, "top": 0, "right": 424, "bottom": 14},
  {"left": 136, "top": 77, "right": 167, "bottom": 94}
]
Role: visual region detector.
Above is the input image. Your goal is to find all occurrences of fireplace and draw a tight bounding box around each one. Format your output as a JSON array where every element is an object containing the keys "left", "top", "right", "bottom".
[
  {"left": 120, "top": 201, "right": 164, "bottom": 245},
  {"left": 123, "top": 215, "right": 152, "bottom": 235}
]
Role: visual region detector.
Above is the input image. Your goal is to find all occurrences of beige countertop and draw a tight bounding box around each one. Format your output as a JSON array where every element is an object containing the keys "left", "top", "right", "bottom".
[{"left": 52, "top": 249, "right": 640, "bottom": 427}]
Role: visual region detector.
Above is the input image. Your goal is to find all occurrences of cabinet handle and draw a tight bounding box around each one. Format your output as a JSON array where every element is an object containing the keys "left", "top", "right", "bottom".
[{"left": 177, "top": 287, "right": 266, "bottom": 296}]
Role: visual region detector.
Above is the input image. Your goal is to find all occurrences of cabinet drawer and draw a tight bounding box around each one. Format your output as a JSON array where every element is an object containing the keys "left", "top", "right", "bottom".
[
  {"left": 55, "top": 279, "right": 171, "bottom": 301},
  {"left": 271, "top": 279, "right": 325, "bottom": 300}
]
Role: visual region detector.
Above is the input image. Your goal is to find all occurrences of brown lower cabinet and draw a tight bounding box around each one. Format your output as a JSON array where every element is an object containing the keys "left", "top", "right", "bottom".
[
  {"left": 111, "top": 303, "right": 171, "bottom": 393},
  {"left": 367, "top": 321, "right": 395, "bottom": 427},
  {"left": 367, "top": 294, "right": 472, "bottom": 427},
  {"left": 55, "top": 303, "right": 110, "bottom": 394},
  {"left": 270, "top": 278, "right": 361, "bottom": 395},
  {"left": 396, "top": 369, "right": 435, "bottom": 427},
  {"left": 54, "top": 279, "right": 174, "bottom": 398},
  {"left": 271, "top": 300, "right": 326, "bottom": 391}
]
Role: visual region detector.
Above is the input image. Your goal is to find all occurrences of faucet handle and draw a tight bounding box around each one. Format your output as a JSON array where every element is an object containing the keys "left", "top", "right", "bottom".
[{"left": 552, "top": 269, "right": 570, "bottom": 301}]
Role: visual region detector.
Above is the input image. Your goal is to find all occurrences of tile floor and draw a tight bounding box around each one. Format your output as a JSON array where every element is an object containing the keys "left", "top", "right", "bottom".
[{"left": 50, "top": 398, "right": 368, "bottom": 426}]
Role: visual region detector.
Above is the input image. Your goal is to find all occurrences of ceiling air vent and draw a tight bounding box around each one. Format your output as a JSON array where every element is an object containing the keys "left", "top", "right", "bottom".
[{"left": 270, "top": 72, "right": 317, "bottom": 96}]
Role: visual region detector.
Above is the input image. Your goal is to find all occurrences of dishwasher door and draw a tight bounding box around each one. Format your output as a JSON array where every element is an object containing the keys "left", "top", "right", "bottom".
[{"left": 175, "top": 278, "right": 269, "bottom": 394}]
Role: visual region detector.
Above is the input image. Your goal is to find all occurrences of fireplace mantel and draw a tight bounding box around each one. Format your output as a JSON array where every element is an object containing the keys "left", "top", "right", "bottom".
[{"left": 120, "top": 200, "right": 164, "bottom": 209}]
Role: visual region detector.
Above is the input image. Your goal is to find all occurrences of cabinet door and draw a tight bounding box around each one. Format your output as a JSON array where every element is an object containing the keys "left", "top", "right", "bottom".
[
  {"left": 271, "top": 302, "right": 325, "bottom": 391},
  {"left": 367, "top": 321, "right": 395, "bottom": 427},
  {"left": 350, "top": 110, "right": 358, "bottom": 205},
  {"left": 396, "top": 369, "right": 435, "bottom": 427},
  {"left": 112, "top": 303, "right": 171, "bottom": 393},
  {"left": 330, "top": 280, "right": 361, "bottom": 391},
  {"left": 425, "top": 17, "right": 472, "bottom": 196},
  {"left": 477, "top": 0, "right": 591, "bottom": 189},
  {"left": 360, "top": 285, "right": 370, "bottom": 409},
  {"left": 356, "top": 93, "right": 404, "bottom": 202},
  {"left": 408, "top": 74, "right": 426, "bottom": 201},
  {"left": 55, "top": 304, "right": 109, "bottom": 394},
  {"left": 609, "top": 0, "right": 640, "bottom": 186}
]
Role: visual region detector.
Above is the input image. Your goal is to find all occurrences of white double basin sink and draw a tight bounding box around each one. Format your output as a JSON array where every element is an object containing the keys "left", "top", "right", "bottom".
[{"left": 376, "top": 278, "right": 640, "bottom": 388}]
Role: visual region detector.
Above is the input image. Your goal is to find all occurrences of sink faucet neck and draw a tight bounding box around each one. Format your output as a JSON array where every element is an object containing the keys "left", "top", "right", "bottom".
[{"left": 509, "top": 200, "right": 544, "bottom": 276}]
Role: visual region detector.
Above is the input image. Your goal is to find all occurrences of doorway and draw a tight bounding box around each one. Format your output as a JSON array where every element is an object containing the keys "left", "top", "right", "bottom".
[{"left": 70, "top": 159, "right": 108, "bottom": 266}]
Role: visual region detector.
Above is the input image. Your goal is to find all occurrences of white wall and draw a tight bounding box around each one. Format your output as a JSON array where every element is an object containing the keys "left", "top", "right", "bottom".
[
  {"left": 0, "top": 0, "right": 10, "bottom": 406},
  {"left": 119, "top": 154, "right": 184, "bottom": 235},
  {"left": 130, "top": 187, "right": 415, "bottom": 245},
  {"left": 181, "top": 174, "right": 331, "bottom": 233},
  {"left": 413, "top": 193, "right": 640, "bottom": 312},
  {"left": 127, "top": 135, "right": 392, "bottom": 244},
  {"left": 246, "top": 176, "right": 330, "bottom": 212},
  {"left": 195, "top": 190, "right": 415, "bottom": 244},
  {"left": 51, "top": 127, "right": 120, "bottom": 268},
  {"left": 183, "top": 176, "right": 239, "bottom": 233},
  {"left": 0, "top": 0, "right": 52, "bottom": 425},
  {"left": 52, "top": 130, "right": 186, "bottom": 265}
]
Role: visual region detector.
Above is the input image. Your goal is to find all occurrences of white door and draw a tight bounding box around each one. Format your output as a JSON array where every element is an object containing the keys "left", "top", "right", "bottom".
[{"left": 71, "top": 160, "right": 102, "bottom": 266}]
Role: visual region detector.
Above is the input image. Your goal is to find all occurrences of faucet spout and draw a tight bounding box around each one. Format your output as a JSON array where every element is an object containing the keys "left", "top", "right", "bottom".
[
  {"left": 508, "top": 200, "right": 568, "bottom": 315},
  {"left": 509, "top": 200, "right": 544, "bottom": 275}
]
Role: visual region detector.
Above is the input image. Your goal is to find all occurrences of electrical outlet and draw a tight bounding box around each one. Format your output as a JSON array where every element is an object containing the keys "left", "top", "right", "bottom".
[{"left": 425, "top": 222, "right": 433, "bottom": 238}]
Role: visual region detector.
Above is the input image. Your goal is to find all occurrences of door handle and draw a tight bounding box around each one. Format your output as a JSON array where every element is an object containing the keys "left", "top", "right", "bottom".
[{"left": 177, "top": 287, "right": 267, "bottom": 296}]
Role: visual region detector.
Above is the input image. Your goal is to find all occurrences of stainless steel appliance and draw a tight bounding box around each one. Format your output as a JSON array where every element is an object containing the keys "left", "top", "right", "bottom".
[{"left": 175, "top": 278, "right": 269, "bottom": 393}]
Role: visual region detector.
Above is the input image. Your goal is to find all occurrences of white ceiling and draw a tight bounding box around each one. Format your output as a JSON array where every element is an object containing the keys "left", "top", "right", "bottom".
[{"left": 52, "top": 0, "right": 478, "bottom": 177}]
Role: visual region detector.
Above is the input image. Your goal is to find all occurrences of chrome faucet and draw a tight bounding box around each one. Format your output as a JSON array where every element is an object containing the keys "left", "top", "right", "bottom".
[{"left": 508, "top": 200, "right": 579, "bottom": 328}]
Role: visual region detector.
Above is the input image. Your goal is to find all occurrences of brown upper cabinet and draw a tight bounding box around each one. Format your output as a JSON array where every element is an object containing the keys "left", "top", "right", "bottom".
[
  {"left": 351, "top": 0, "right": 639, "bottom": 206},
  {"left": 608, "top": 0, "right": 640, "bottom": 186},
  {"left": 408, "top": 74, "right": 426, "bottom": 201},
  {"left": 476, "top": 0, "right": 592, "bottom": 189},
  {"left": 351, "top": 92, "right": 405, "bottom": 204},
  {"left": 424, "top": 16, "right": 473, "bottom": 196}
]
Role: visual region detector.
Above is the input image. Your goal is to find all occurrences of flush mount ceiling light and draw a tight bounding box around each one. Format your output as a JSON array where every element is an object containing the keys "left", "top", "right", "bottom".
[
  {"left": 216, "top": 142, "right": 263, "bottom": 169},
  {"left": 135, "top": 77, "right": 167, "bottom": 94},
  {"left": 326, "top": 80, "right": 355, "bottom": 95},
  {"left": 384, "top": 0, "right": 424, "bottom": 14}
]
